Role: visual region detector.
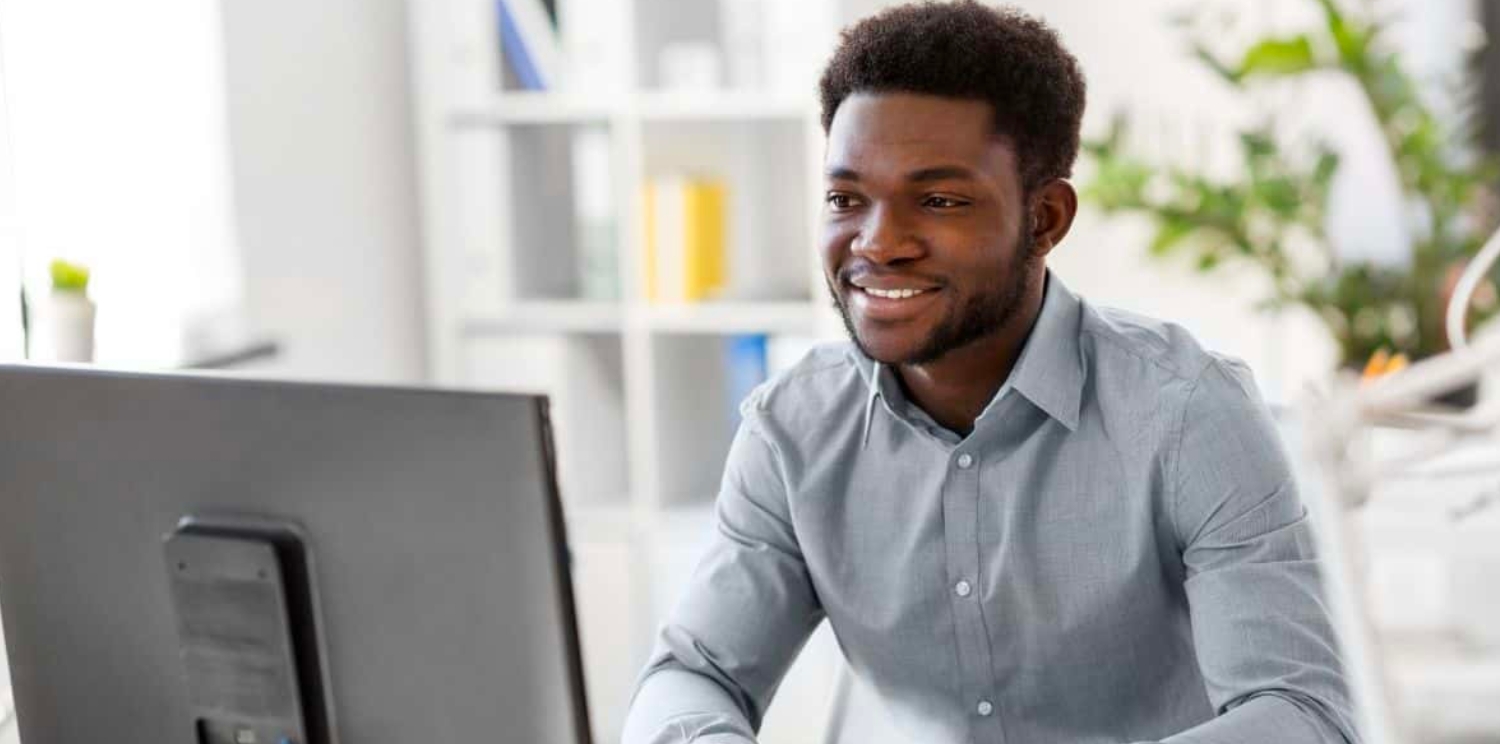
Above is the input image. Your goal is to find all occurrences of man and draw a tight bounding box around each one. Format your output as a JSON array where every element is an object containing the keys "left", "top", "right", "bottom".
[{"left": 623, "top": 2, "right": 1358, "bottom": 743}]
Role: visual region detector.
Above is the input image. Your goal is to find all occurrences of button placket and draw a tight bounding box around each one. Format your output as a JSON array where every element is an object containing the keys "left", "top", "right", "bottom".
[{"left": 941, "top": 443, "right": 1005, "bottom": 743}]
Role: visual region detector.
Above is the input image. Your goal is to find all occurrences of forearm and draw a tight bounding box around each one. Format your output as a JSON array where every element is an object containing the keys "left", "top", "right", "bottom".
[
  {"left": 622, "top": 416, "right": 819, "bottom": 744},
  {"left": 622, "top": 667, "right": 757, "bottom": 744},
  {"left": 1139, "top": 693, "right": 1351, "bottom": 744},
  {"left": 1170, "top": 359, "right": 1360, "bottom": 744}
]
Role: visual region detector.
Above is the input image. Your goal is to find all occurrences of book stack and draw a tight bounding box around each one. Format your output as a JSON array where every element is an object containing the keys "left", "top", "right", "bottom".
[
  {"left": 497, "top": 0, "right": 562, "bottom": 91},
  {"left": 642, "top": 175, "right": 728, "bottom": 303},
  {"left": 572, "top": 127, "right": 617, "bottom": 300},
  {"left": 496, "top": 0, "right": 628, "bottom": 94}
]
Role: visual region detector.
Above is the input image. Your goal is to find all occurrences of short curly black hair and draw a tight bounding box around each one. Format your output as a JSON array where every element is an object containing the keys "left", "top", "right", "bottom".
[{"left": 818, "top": 1, "right": 1087, "bottom": 192}]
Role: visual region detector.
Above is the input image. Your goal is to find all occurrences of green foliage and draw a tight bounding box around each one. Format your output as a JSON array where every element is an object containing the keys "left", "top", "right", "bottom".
[
  {"left": 1084, "top": 0, "right": 1500, "bottom": 365},
  {"left": 50, "top": 259, "right": 90, "bottom": 294},
  {"left": 1236, "top": 35, "right": 1319, "bottom": 79}
]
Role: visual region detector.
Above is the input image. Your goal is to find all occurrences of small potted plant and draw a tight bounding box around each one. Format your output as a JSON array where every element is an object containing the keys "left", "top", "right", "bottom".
[{"left": 42, "top": 258, "right": 95, "bottom": 363}]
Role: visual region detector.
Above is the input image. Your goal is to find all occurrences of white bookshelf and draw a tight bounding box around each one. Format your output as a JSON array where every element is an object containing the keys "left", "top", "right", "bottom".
[
  {"left": 461, "top": 300, "right": 626, "bottom": 334},
  {"left": 641, "top": 301, "right": 818, "bottom": 334},
  {"left": 407, "top": 1, "right": 881, "bottom": 741}
]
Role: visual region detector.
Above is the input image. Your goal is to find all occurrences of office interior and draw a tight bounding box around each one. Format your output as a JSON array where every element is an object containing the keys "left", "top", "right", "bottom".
[{"left": 0, "top": 0, "right": 1498, "bottom": 742}]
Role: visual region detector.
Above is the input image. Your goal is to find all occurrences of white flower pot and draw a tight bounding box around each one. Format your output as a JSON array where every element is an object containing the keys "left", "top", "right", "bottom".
[{"left": 39, "top": 291, "right": 96, "bottom": 363}]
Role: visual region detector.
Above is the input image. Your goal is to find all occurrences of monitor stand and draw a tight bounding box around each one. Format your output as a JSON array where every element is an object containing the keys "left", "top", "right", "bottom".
[{"left": 164, "top": 514, "right": 335, "bottom": 744}]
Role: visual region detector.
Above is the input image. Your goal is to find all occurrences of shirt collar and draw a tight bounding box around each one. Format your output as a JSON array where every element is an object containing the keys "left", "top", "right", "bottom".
[
  {"left": 858, "top": 270, "right": 1085, "bottom": 446},
  {"left": 1011, "top": 271, "right": 1085, "bottom": 431}
]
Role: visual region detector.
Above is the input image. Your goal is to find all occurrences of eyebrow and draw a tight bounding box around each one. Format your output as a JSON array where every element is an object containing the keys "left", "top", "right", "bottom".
[
  {"left": 907, "top": 165, "right": 979, "bottom": 183},
  {"left": 825, "top": 165, "right": 980, "bottom": 183}
]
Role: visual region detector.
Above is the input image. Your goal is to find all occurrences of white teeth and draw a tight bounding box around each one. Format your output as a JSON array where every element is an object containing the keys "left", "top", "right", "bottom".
[{"left": 864, "top": 287, "right": 925, "bottom": 300}]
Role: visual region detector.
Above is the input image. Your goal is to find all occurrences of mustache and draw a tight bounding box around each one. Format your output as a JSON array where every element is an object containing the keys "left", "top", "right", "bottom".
[{"left": 836, "top": 262, "right": 945, "bottom": 287}]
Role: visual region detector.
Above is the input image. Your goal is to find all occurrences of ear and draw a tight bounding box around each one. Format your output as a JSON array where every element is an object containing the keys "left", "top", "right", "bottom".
[{"left": 1027, "top": 178, "right": 1077, "bottom": 258}]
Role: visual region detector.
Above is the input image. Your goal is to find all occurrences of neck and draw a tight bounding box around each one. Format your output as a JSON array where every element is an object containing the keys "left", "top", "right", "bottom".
[{"left": 895, "top": 273, "right": 1046, "bottom": 436}]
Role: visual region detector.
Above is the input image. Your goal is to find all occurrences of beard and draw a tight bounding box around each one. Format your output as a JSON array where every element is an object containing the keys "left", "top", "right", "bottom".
[{"left": 829, "top": 233, "right": 1038, "bottom": 366}]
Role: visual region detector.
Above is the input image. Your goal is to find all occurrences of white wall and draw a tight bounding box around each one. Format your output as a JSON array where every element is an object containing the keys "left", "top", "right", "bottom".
[
  {"left": 0, "top": 31, "right": 20, "bottom": 362},
  {"left": 0, "top": 0, "right": 240, "bottom": 367},
  {"left": 0, "top": 0, "right": 427, "bottom": 380},
  {"left": 218, "top": 0, "right": 427, "bottom": 383}
]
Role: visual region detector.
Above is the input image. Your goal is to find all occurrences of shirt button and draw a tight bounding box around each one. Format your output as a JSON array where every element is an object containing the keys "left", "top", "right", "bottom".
[
  {"left": 977, "top": 700, "right": 994, "bottom": 717},
  {"left": 954, "top": 580, "right": 972, "bottom": 597},
  {"left": 956, "top": 453, "right": 974, "bottom": 469}
]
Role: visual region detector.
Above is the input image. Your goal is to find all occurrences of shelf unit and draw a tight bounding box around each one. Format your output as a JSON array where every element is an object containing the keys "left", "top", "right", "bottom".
[
  {"left": 407, "top": 1, "right": 876, "bottom": 741},
  {"left": 431, "top": 102, "right": 832, "bottom": 515}
]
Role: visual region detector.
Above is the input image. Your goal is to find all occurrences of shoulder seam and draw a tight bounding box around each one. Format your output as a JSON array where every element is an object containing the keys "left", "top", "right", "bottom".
[
  {"left": 790, "top": 357, "right": 856, "bottom": 378},
  {"left": 1080, "top": 322, "right": 1201, "bottom": 384},
  {"left": 746, "top": 354, "right": 857, "bottom": 411}
]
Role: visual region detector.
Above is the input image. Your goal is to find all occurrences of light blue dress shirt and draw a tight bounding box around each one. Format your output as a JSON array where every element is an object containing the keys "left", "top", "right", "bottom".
[{"left": 624, "top": 272, "right": 1358, "bottom": 744}]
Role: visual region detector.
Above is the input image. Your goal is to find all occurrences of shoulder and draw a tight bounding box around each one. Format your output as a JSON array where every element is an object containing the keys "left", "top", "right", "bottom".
[
  {"left": 1073, "top": 301, "right": 1289, "bottom": 534},
  {"left": 735, "top": 341, "right": 871, "bottom": 454},
  {"left": 1079, "top": 301, "right": 1226, "bottom": 386},
  {"left": 740, "top": 341, "right": 867, "bottom": 422},
  {"left": 1077, "top": 299, "right": 1269, "bottom": 446}
]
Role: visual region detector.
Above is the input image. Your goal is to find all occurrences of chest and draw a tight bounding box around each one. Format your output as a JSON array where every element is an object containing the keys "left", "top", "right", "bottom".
[{"left": 788, "top": 408, "right": 1181, "bottom": 637}]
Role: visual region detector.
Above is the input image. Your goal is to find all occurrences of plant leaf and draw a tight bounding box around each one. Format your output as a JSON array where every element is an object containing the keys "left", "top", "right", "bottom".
[
  {"left": 50, "top": 259, "right": 90, "bottom": 293},
  {"left": 1150, "top": 218, "right": 1196, "bottom": 256},
  {"left": 1237, "top": 35, "right": 1318, "bottom": 78},
  {"left": 1312, "top": 148, "right": 1341, "bottom": 188},
  {"left": 1326, "top": 3, "right": 1377, "bottom": 67}
]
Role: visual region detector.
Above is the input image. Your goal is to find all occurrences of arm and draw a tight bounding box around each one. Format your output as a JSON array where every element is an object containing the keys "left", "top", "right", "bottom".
[
  {"left": 621, "top": 412, "right": 824, "bottom": 744},
  {"left": 1152, "top": 358, "right": 1360, "bottom": 744}
]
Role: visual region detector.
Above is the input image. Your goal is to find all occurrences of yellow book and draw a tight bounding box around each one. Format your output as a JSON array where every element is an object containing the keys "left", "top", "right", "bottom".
[
  {"left": 643, "top": 174, "right": 728, "bottom": 303},
  {"left": 682, "top": 179, "right": 727, "bottom": 302},
  {"left": 642, "top": 182, "right": 659, "bottom": 302},
  {"left": 646, "top": 175, "right": 686, "bottom": 302}
]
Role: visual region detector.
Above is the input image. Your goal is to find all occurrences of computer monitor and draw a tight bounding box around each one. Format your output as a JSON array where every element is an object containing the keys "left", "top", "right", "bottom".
[{"left": 0, "top": 364, "right": 592, "bottom": 744}]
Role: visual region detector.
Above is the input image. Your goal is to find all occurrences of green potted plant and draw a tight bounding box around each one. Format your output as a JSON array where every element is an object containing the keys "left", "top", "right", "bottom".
[
  {"left": 42, "top": 258, "right": 95, "bottom": 362},
  {"left": 1084, "top": 0, "right": 1500, "bottom": 402}
]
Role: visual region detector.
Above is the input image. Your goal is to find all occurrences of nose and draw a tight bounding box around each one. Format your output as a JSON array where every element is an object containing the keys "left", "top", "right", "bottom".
[{"left": 852, "top": 204, "right": 924, "bottom": 265}]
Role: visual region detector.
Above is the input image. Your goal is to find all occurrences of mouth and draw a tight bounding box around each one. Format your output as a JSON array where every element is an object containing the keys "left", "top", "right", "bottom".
[
  {"left": 847, "top": 283, "right": 942, "bottom": 322},
  {"left": 858, "top": 286, "right": 931, "bottom": 300}
]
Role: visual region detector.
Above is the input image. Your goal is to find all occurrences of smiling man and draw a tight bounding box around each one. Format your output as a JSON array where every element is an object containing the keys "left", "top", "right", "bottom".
[{"left": 622, "top": 3, "right": 1358, "bottom": 743}]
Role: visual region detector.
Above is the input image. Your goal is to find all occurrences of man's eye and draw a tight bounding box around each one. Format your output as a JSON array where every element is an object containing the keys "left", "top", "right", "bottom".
[
  {"left": 826, "top": 192, "right": 860, "bottom": 210},
  {"left": 923, "top": 195, "right": 968, "bottom": 209}
]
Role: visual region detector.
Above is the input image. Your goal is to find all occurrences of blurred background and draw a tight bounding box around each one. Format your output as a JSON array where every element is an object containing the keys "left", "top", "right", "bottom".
[{"left": 2, "top": 0, "right": 1499, "bottom": 742}]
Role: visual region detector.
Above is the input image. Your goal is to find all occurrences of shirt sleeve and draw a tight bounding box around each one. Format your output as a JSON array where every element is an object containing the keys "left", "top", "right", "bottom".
[
  {"left": 621, "top": 410, "right": 825, "bottom": 744},
  {"left": 1156, "top": 357, "right": 1362, "bottom": 744}
]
